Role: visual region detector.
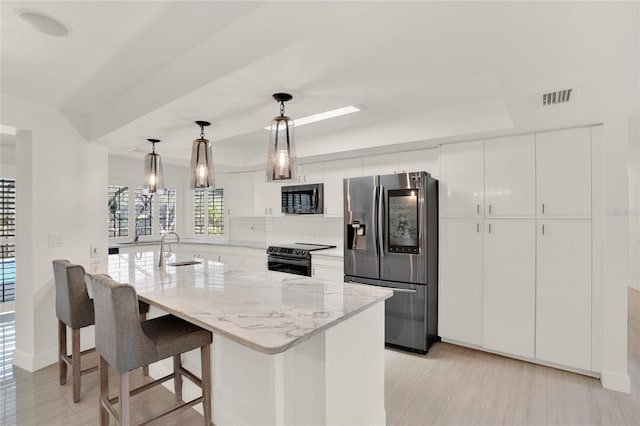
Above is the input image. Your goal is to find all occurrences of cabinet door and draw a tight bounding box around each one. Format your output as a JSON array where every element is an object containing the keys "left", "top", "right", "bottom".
[
  {"left": 323, "top": 158, "right": 362, "bottom": 216},
  {"left": 398, "top": 148, "right": 439, "bottom": 178},
  {"left": 252, "top": 171, "right": 282, "bottom": 216},
  {"left": 225, "top": 172, "right": 253, "bottom": 216},
  {"left": 484, "top": 135, "right": 535, "bottom": 217},
  {"left": 361, "top": 153, "right": 399, "bottom": 176},
  {"left": 297, "top": 163, "right": 324, "bottom": 183},
  {"left": 483, "top": 220, "right": 535, "bottom": 358},
  {"left": 439, "top": 219, "right": 484, "bottom": 346},
  {"left": 536, "top": 220, "right": 591, "bottom": 370},
  {"left": 536, "top": 128, "right": 591, "bottom": 218},
  {"left": 439, "top": 140, "right": 484, "bottom": 217}
]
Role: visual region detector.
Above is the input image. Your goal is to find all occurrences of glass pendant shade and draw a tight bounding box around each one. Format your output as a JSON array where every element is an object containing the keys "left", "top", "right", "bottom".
[
  {"left": 266, "top": 93, "right": 297, "bottom": 181},
  {"left": 143, "top": 139, "right": 164, "bottom": 193},
  {"left": 189, "top": 136, "right": 215, "bottom": 189}
]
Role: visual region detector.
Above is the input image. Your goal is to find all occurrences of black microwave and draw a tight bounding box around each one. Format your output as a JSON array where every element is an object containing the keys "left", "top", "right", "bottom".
[{"left": 281, "top": 183, "right": 324, "bottom": 214}]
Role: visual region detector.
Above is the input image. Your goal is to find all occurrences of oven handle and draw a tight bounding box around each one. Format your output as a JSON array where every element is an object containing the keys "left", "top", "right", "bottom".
[
  {"left": 268, "top": 255, "right": 310, "bottom": 267},
  {"left": 347, "top": 281, "right": 417, "bottom": 294}
]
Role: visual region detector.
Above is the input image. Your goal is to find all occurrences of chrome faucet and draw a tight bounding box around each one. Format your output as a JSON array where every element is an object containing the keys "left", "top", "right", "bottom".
[{"left": 159, "top": 232, "right": 180, "bottom": 267}]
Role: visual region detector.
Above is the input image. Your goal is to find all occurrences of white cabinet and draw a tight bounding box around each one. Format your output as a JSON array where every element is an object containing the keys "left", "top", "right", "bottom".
[
  {"left": 536, "top": 127, "right": 591, "bottom": 218},
  {"left": 225, "top": 172, "right": 253, "bottom": 216},
  {"left": 536, "top": 220, "right": 591, "bottom": 370},
  {"left": 439, "top": 219, "right": 484, "bottom": 346},
  {"left": 323, "top": 158, "right": 362, "bottom": 216},
  {"left": 253, "top": 171, "right": 282, "bottom": 216},
  {"left": 484, "top": 135, "right": 535, "bottom": 217},
  {"left": 297, "top": 163, "right": 324, "bottom": 183},
  {"left": 398, "top": 148, "right": 439, "bottom": 177},
  {"left": 439, "top": 140, "right": 484, "bottom": 217},
  {"left": 362, "top": 154, "right": 399, "bottom": 176},
  {"left": 312, "top": 255, "right": 343, "bottom": 282},
  {"left": 483, "top": 220, "right": 535, "bottom": 358}
]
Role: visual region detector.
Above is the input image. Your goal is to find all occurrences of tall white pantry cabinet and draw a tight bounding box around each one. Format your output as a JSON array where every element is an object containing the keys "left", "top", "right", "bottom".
[{"left": 438, "top": 126, "right": 595, "bottom": 373}]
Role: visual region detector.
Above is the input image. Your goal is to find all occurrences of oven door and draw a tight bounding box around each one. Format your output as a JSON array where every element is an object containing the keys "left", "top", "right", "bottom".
[{"left": 267, "top": 254, "right": 311, "bottom": 276}]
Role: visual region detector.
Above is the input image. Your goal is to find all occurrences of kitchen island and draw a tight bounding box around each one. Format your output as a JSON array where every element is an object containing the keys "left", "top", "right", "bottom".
[{"left": 103, "top": 251, "right": 391, "bottom": 426}]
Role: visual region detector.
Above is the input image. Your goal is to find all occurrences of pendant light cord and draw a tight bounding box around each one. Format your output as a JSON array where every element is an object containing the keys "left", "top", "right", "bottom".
[
  {"left": 280, "top": 101, "right": 285, "bottom": 117},
  {"left": 200, "top": 124, "right": 205, "bottom": 139}
]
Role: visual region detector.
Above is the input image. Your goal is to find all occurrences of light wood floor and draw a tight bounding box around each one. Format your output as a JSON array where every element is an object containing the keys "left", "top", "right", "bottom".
[{"left": 1, "top": 292, "right": 639, "bottom": 425}]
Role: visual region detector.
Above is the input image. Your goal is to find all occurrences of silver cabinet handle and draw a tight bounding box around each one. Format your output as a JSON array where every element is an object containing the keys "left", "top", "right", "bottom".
[
  {"left": 542, "top": 203, "right": 545, "bottom": 214},
  {"left": 489, "top": 204, "right": 492, "bottom": 215},
  {"left": 265, "top": 207, "right": 268, "bottom": 215},
  {"left": 476, "top": 223, "right": 480, "bottom": 233},
  {"left": 269, "top": 208, "right": 272, "bottom": 215},
  {"left": 476, "top": 204, "right": 480, "bottom": 214},
  {"left": 488, "top": 223, "right": 492, "bottom": 234},
  {"left": 542, "top": 224, "right": 545, "bottom": 235}
]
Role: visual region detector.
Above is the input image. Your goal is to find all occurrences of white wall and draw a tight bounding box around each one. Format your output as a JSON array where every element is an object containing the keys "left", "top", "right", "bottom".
[{"left": 2, "top": 94, "right": 108, "bottom": 371}]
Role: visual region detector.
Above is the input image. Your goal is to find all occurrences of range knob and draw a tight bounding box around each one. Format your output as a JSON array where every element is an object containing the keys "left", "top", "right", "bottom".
[
  {"left": 296, "top": 250, "right": 301, "bottom": 254},
  {"left": 301, "top": 250, "right": 307, "bottom": 255}
]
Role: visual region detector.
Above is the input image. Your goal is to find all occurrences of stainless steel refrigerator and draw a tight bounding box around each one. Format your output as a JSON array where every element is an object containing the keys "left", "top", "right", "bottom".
[{"left": 344, "top": 172, "right": 438, "bottom": 353}]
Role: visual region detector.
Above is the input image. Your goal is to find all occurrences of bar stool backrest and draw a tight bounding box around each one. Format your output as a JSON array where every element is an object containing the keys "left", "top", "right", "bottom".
[
  {"left": 52, "top": 259, "right": 94, "bottom": 329},
  {"left": 90, "top": 274, "right": 157, "bottom": 374}
]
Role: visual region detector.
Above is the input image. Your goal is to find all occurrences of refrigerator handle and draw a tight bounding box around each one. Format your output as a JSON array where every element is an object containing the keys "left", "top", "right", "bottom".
[
  {"left": 373, "top": 185, "right": 380, "bottom": 257},
  {"left": 378, "top": 185, "right": 385, "bottom": 258}
]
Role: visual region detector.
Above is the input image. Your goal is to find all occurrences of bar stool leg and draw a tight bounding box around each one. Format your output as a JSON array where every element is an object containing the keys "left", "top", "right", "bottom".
[
  {"left": 173, "top": 354, "right": 183, "bottom": 401},
  {"left": 120, "top": 371, "right": 131, "bottom": 426},
  {"left": 72, "top": 327, "right": 81, "bottom": 403},
  {"left": 201, "top": 344, "right": 212, "bottom": 426},
  {"left": 58, "top": 320, "right": 67, "bottom": 385},
  {"left": 99, "top": 356, "right": 109, "bottom": 426},
  {"left": 140, "top": 311, "right": 149, "bottom": 376}
]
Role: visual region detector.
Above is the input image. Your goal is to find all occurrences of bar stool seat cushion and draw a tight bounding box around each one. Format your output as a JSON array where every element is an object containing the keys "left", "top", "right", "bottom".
[{"left": 141, "top": 315, "right": 211, "bottom": 361}]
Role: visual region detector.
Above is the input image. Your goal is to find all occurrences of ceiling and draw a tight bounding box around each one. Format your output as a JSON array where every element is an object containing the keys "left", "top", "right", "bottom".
[{"left": 1, "top": 1, "right": 638, "bottom": 170}]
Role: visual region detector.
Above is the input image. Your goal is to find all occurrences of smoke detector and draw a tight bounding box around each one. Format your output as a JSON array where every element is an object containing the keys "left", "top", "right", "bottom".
[{"left": 542, "top": 89, "right": 573, "bottom": 106}]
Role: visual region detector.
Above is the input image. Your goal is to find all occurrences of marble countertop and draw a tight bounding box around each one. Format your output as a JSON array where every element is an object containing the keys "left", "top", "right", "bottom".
[{"left": 101, "top": 251, "right": 390, "bottom": 354}]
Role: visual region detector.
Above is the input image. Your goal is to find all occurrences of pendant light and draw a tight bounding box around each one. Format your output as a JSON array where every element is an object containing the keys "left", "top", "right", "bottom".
[
  {"left": 189, "top": 120, "right": 215, "bottom": 189},
  {"left": 266, "top": 93, "right": 297, "bottom": 181},
  {"left": 143, "top": 138, "right": 164, "bottom": 193}
]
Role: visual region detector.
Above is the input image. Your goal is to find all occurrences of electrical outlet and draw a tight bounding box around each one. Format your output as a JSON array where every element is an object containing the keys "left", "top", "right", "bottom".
[{"left": 90, "top": 245, "right": 100, "bottom": 258}]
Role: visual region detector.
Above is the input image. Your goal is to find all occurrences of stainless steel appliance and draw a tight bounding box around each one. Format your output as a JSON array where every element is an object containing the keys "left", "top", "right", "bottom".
[
  {"left": 267, "top": 243, "right": 336, "bottom": 276},
  {"left": 344, "top": 172, "right": 438, "bottom": 354},
  {"left": 281, "top": 183, "right": 324, "bottom": 214}
]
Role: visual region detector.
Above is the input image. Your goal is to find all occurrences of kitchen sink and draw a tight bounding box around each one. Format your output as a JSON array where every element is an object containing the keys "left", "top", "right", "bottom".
[{"left": 167, "top": 260, "right": 202, "bottom": 267}]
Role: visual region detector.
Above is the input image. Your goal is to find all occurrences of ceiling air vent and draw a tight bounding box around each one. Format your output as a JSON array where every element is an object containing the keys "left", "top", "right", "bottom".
[{"left": 542, "top": 89, "right": 573, "bottom": 106}]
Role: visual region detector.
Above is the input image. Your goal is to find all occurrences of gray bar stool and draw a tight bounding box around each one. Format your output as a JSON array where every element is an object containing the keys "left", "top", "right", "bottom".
[
  {"left": 53, "top": 259, "right": 150, "bottom": 403},
  {"left": 90, "top": 274, "right": 212, "bottom": 426}
]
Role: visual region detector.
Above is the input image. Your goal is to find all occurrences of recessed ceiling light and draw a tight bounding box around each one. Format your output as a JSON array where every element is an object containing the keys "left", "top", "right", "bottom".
[
  {"left": 264, "top": 105, "right": 360, "bottom": 130},
  {"left": 18, "top": 11, "right": 68, "bottom": 37}
]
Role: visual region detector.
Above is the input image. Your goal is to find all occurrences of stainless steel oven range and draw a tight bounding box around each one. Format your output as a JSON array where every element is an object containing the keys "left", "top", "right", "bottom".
[{"left": 267, "top": 243, "right": 336, "bottom": 276}]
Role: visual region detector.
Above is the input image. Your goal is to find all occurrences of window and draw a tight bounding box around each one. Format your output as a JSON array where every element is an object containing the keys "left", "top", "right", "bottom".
[
  {"left": 194, "top": 188, "right": 224, "bottom": 236},
  {"left": 158, "top": 189, "right": 176, "bottom": 233},
  {"left": 134, "top": 188, "right": 153, "bottom": 237},
  {"left": 0, "top": 179, "right": 15, "bottom": 303},
  {"left": 108, "top": 185, "right": 129, "bottom": 237}
]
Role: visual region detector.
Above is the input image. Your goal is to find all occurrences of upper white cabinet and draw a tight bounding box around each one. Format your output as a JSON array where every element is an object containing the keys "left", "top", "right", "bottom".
[
  {"left": 536, "top": 127, "right": 591, "bottom": 218},
  {"left": 439, "top": 218, "right": 484, "bottom": 346},
  {"left": 398, "top": 148, "right": 439, "bottom": 178},
  {"left": 362, "top": 154, "right": 399, "bottom": 176},
  {"left": 439, "top": 140, "right": 484, "bottom": 217},
  {"left": 484, "top": 135, "right": 535, "bottom": 218},
  {"left": 536, "top": 220, "right": 591, "bottom": 370},
  {"left": 483, "top": 220, "right": 536, "bottom": 358},
  {"left": 252, "top": 171, "right": 282, "bottom": 216},
  {"left": 225, "top": 172, "right": 253, "bottom": 216},
  {"left": 323, "top": 158, "right": 362, "bottom": 216},
  {"left": 297, "top": 163, "right": 324, "bottom": 183}
]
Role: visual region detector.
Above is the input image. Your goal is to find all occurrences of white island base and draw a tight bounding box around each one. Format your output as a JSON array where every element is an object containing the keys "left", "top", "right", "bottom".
[{"left": 149, "top": 302, "right": 386, "bottom": 426}]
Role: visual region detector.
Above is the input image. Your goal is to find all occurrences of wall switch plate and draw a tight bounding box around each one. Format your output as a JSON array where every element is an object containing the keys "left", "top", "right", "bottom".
[
  {"left": 90, "top": 245, "right": 100, "bottom": 258},
  {"left": 48, "top": 234, "right": 63, "bottom": 248}
]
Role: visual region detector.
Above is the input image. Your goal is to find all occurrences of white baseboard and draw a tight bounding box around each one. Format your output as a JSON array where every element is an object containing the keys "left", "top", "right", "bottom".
[
  {"left": 13, "top": 347, "right": 58, "bottom": 372},
  {"left": 601, "top": 371, "right": 631, "bottom": 393}
]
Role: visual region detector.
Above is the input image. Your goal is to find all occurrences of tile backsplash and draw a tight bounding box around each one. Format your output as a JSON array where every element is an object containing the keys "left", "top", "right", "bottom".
[{"left": 229, "top": 215, "right": 343, "bottom": 247}]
